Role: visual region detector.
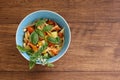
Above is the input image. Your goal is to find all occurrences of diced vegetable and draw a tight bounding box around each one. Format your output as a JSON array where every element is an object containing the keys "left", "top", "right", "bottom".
[
  {"left": 48, "top": 42, "right": 55, "bottom": 47},
  {"left": 51, "top": 31, "right": 58, "bottom": 38},
  {"left": 38, "top": 41, "right": 42, "bottom": 46},
  {"left": 58, "top": 32, "right": 63, "bottom": 38},
  {"left": 50, "top": 48, "right": 59, "bottom": 55},
  {"left": 27, "top": 26, "right": 34, "bottom": 33},
  {"left": 46, "top": 20, "right": 56, "bottom": 26},
  {"left": 28, "top": 42, "right": 38, "bottom": 52},
  {"left": 41, "top": 40, "right": 45, "bottom": 44}
]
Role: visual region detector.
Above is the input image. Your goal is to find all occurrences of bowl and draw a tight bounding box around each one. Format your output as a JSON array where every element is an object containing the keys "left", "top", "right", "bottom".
[{"left": 16, "top": 10, "right": 71, "bottom": 64}]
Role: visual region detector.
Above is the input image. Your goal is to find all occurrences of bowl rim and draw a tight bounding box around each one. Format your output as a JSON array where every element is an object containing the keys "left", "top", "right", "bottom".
[{"left": 16, "top": 10, "right": 71, "bottom": 64}]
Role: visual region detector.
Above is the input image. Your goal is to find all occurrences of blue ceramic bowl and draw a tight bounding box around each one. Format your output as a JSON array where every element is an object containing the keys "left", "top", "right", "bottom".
[{"left": 16, "top": 10, "right": 71, "bottom": 64}]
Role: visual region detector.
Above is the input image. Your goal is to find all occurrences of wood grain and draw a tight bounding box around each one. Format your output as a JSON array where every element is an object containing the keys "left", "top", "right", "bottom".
[
  {"left": 1, "top": 23, "right": 120, "bottom": 71},
  {"left": 0, "top": 0, "right": 120, "bottom": 23},
  {"left": 1, "top": 72, "right": 120, "bottom": 80}
]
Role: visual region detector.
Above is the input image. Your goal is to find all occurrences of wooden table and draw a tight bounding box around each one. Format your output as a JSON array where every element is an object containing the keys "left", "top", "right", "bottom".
[{"left": 1, "top": 0, "right": 120, "bottom": 80}]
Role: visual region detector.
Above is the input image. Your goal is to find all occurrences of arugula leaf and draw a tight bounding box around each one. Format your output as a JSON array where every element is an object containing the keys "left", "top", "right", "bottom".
[
  {"left": 17, "top": 45, "right": 33, "bottom": 55},
  {"left": 43, "top": 25, "right": 52, "bottom": 32},
  {"left": 30, "top": 52, "right": 39, "bottom": 61},
  {"left": 55, "top": 37, "right": 61, "bottom": 43},
  {"left": 35, "top": 19, "right": 46, "bottom": 27},
  {"left": 29, "top": 51, "right": 40, "bottom": 69},
  {"left": 17, "top": 45, "right": 29, "bottom": 52},
  {"left": 47, "top": 36, "right": 61, "bottom": 44},
  {"left": 35, "top": 29, "right": 44, "bottom": 38},
  {"left": 30, "top": 31, "right": 39, "bottom": 45},
  {"left": 47, "top": 63, "right": 54, "bottom": 67},
  {"left": 43, "top": 53, "right": 50, "bottom": 59},
  {"left": 17, "top": 45, "right": 37, "bottom": 70},
  {"left": 47, "top": 36, "right": 56, "bottom": 43},
  {"left": 29, "top": 42, "right": 48, "bottom": 69},
  {"left": 38, "top": 42, "right": 48, "bottom": 53},
  {"left": 17, "top": 41, "right": 53, "bottom": 70},
  {"left": 29, "top": 60, "right": 36, "bottom": 70},
  {"left": 27, "top": 51, "right": 33, "bottom": 56}
]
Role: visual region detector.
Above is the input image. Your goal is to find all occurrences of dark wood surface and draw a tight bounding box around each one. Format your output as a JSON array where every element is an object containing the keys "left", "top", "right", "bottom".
[{"left": 1, "top": 0, "right": 120, "bottom": 80}]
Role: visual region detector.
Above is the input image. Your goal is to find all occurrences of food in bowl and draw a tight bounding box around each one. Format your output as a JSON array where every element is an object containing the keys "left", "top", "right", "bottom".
[{"left": 17, "top": 18, "right": 64, "bottom": 69}]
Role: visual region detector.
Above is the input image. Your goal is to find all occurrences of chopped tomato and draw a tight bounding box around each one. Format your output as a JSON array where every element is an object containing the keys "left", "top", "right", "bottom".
[
  {"left": 48, "top": 42, "right": 55, "bottom": 47},
  {"left": 58, "top": 32, "right": 63, "bottom": 38},
  {"left": 28, "top": 42, "right": 38, "bottom": 52},
  {"left": 44, "top": 32, "right": 47, "bottom": 35},
  {"left": 55, "top": 27, "right": 61, "bottom": 31},
  {"left": 50, "top": 48, "right": 59, "bottom": 55},
  {"left": 39, "top": 37, "right": 43, "bottom": 41},
  {"left": 27, "top": 26, "right": 34, "bottom": 33},
  {"left": 46, "top": 20, "right": 56, "bottom": 26}
]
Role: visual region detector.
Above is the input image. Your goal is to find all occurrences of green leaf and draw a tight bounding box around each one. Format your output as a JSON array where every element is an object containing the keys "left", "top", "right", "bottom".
[
  {"left": 29, "top": 61, "right": 36, "bottom": 70},
  {"left": 47, "top": 36, "right": 56, "bottom": 43},
  {"left": 17, "top": 45, "right": 28, "bottom": 52},
  {"left": 17, "top": 45, "right": 33, "bottom": 56},
  {"left": 47, "top": 63, "right": 54, "bottom": 67},
  {"left": 47, "top": 36, "right": 61, "bottom": 44},
  {"left": 27, "top": 51, "right": 33, "bottom": 56},
  {"left": 38, "top": 42, "right": 48, "bottom": 53},
  {"left": 29, "top": 51, "right": 40, "bottom": 69},
  {"left": 43, "top": 53, "right": 50, "bottom": 59},
  {"left": 29, "top": 42, "right": 48, "bottom": 69},
  {"left": 17, "top": 45, "right": 37, "bottom": 69},
  {"left": 30, "top": 31, "right": 39, "bottom": 45},
  {"left": 30, "top": 53, "right": 38, "bottom": 62},
  {"left": 35, "top": 19, "right": 46, "bottom": 27},
  {"left": 43, "top": 25, "right": 52, "bottom": 32},
  {"left": 55, "top": 37, "right": 61, "bottom": 43},
  {"left": 35, "top": 29, "right": 44, "bottom": 38}
]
